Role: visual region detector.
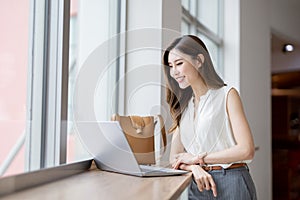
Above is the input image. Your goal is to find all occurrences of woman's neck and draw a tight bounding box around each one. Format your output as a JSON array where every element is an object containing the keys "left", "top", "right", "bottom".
[{"left": 191, "top": 80, "right": 208, "bottom": 101}]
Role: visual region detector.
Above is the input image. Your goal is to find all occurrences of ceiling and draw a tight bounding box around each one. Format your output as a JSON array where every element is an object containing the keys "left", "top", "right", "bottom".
[{"left": 271, "top": 33, "right": 300, "bottom": 89}]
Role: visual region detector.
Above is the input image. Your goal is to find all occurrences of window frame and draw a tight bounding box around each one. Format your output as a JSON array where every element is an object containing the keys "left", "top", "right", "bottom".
[
  {"left": 26, "top": 0, "right": 71, "bottom": 170},
  {"left": 182, "top": 7, "right": 222, "bottom": 45}
]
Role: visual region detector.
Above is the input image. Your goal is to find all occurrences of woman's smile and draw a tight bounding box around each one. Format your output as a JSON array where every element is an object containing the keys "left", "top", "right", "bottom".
[{"left": 175, "top": 76, "right": 185, "bottom": 83}]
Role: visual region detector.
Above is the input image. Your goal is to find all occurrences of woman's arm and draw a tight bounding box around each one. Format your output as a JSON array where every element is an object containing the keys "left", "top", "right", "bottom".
[
  {"left": 170, "top": 126, "right": 217, "bottom": 197},
  {"left": 169, "top": 127, "right": 185, "bottom": 164},
  {"left": 170, "top": 127, "right": 206, "bottom": 167},
  {"left": 203, "top": 88, "right": 255, "bottom": 164}
]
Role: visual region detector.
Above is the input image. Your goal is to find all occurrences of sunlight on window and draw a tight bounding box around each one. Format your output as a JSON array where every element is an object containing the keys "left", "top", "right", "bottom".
[{"left": 0, "top": 0, "right": 29, "bottom": 177}]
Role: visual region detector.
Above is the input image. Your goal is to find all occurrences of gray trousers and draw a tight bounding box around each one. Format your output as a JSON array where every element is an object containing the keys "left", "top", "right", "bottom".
[{"left": 188, "top": 166, "right": 257, "bottom": 200}]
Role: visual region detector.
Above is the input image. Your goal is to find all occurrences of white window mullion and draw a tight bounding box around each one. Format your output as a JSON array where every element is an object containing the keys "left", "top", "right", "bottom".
[
  {"left": 44, "top": 0, "right": 70, "bottom": 167},
  {"left": 116, "top": 0, "right": 126, "bottom": 115},
  {"left": 25, "top": 0, "right": 47, "bottom": 172}
]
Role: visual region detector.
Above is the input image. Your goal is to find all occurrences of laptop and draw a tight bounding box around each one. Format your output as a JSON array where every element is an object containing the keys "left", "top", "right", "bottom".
[{"left": 76, "top": 121, "right": 187, "bottom": 177}]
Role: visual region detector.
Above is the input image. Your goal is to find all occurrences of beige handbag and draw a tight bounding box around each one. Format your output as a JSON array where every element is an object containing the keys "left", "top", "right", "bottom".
[{"left": 111, "top": 114, "right": 167, "bottom": 165}]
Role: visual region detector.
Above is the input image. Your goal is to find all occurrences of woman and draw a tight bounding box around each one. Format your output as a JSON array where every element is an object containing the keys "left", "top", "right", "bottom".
[{"left": 163, "top": 35, "right": 257, "bottom": 199}]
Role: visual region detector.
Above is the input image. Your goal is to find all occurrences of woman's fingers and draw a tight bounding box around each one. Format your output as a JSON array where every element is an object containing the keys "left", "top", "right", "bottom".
[
  {"left": 195, "top": 178, "right": 204, "bottom": 192},
  {"left": 192, "top": 166, "right": 218, "bottom": 197},
  {"left": 208, "top": 177, "right": 217, "bottom": 197},
  {"left": 173, "top": 162, "right": 218, "bottom": 197},
  {"left": 195, "top": 177, "right": 217, "bottom": 197},
  {"left": 172, "top": 159, "right": 181, "bottom": 169},
  {"left": 203, "top": 176, "right": 211, "bottom": 191}
]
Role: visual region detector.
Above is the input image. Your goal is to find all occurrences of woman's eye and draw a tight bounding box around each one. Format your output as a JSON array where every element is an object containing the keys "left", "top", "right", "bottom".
[{"left": 176, "top": 62, "right": 183, "bottom": 65}]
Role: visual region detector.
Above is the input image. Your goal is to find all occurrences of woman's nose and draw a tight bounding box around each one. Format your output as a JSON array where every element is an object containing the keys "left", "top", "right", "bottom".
[{"left": 171, "top": 67, "right": 179, "bottom": 76}]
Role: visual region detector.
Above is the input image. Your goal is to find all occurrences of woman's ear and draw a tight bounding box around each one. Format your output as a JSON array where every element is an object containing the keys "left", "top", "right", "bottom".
[{"left": 197, "top": 54, "right": 205, "bottom": 69}]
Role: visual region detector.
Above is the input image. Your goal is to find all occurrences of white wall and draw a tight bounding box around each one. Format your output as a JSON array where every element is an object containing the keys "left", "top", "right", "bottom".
[
  {"left": 124, "top": 0, "right": 181, "bottom": 119},
  {"left": 239, "top": 0, "right": 272, "bottom": 200},
  {"left": 224, "top": 1, "right": 272, "bottom": 199},
  {"left": 125, "top": 0, "right": 163, "bottom": 115}
]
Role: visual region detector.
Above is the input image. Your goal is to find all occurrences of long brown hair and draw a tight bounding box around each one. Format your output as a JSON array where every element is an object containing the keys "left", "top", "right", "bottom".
[{"left": 163, "top": 35, "right": 225, "bottom": 133}]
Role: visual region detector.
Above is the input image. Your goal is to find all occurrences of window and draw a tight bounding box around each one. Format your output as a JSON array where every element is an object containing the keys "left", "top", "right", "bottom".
[
  {"left": 181, "top": 0, "right": 224, "bottom": 76},
  {"left": 0, "top": 0, "right": 122, "bottom": 177},
  {"left": 0, "top": 0, "right": 30, "bottom": 177}
]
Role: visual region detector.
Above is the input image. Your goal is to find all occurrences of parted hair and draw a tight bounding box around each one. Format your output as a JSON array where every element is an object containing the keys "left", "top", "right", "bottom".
[{"left": 162, "top": 35, "right": 225, "bottom": 133}]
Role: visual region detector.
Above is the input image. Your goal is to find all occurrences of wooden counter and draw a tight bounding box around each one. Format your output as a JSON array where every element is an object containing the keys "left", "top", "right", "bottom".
[{"left": 0, "top": 163, "right": 192, "bottom": 200}]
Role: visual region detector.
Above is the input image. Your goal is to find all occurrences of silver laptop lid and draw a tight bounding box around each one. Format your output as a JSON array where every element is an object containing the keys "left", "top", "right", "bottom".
[{"left": 75, "top": 121, "right": 142, "bottom": 176}]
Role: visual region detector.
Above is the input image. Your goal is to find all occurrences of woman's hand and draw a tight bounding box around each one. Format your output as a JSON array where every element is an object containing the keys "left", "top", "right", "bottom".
[
  {"left": 171, "top": 152, "right": 207, "bottom": 169},
  {"left": 191, "top": 165, "right": 217, "bottom": 197}
]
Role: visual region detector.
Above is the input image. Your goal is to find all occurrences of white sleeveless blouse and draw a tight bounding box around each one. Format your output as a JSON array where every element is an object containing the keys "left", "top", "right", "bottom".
[{"left": 179, "top": 86, "right": 250, "bottom": 168}]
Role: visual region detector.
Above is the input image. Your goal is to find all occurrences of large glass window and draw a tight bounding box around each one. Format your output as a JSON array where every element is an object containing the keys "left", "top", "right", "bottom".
[
  {"left": 181, "top": 0, "right": 224, "bottom": 75},
  {"left": 0, "top": 0, "right": 122, "bottom": 177},
  {"left": 197, "top": 0, "right": 220, "bottom": 35},
  {"left": 0, "top": 0, "right": 30, "bottom": 177}
]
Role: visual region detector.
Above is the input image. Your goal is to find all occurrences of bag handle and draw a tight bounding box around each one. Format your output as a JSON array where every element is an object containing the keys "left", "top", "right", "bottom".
[
  {"left": 129, "top": 116, "right": 145, "bottom": 134},
  {"left": 111, "top": 113, "right": 119, "bottom": 121}
]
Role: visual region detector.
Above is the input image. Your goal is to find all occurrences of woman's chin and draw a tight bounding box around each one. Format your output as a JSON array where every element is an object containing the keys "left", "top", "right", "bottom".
[{"left": 178, "top": 83, "right": 189, "bottom": 89}]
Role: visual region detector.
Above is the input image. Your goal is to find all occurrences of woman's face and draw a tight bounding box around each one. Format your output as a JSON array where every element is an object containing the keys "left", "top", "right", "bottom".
[{"left": 168, "top": 49, "right": 201, "bottom": 89}]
